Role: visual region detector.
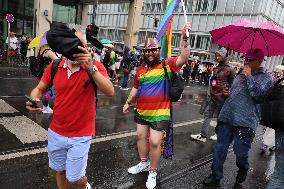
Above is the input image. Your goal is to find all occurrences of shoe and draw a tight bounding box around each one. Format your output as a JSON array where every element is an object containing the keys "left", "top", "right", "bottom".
[
  {"left": 203, "top": 174, "right": 220, "bottom": 187},
  {"left": 236, "top": 170, "right": 247, "bottom": 184},
  {"left": 86, "top": 182, "right": 92, "bottom": 189},
  {"left": 190, "top": 133, "right": 206, "bottom": 142},
  {"left": 210, "top": 134, "right": 217, "bottom": 141},
  {"left": 128, "top": 161, "right": 150, "bottom": 174},
  {"left": 120, "top": 87, "right": 129, "bottom": 91},
  {"left": 269, "top": 146, "right": 276, "bottom": 152},
  {"left": 260, "top": 144, "right": 268, "bottom": 155},
  {"left": 146, "top": 171, "right": 157, "bottom": 189},
  {"left": 42, "top": 106, "right": 53, "bottom": 114}
]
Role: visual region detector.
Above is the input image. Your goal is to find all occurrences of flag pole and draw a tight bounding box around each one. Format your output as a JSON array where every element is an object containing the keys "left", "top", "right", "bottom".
[{"left": 180, "top": 0, "right": 189, "bottom": 38}]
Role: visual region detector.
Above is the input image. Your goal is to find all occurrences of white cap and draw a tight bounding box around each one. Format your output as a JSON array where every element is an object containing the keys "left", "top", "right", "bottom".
[{"left": 216, "top": 47, "right": 227, "bottom": 58}]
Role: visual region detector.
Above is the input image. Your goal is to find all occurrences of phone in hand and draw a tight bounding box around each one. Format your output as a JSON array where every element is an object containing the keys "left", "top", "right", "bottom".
[{"left": 25, "top": 94, "right": 39, "bottom": 108}]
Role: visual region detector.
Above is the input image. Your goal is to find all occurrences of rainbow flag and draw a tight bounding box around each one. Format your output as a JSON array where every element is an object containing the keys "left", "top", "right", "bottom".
[{"left": 157, "top": 0, "right": 181, "bottom": 58}]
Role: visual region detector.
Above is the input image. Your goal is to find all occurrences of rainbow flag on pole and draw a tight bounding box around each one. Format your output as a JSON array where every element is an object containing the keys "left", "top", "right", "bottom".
[{"left": 157, "top": 0, "right": 181, "bottom": 58}]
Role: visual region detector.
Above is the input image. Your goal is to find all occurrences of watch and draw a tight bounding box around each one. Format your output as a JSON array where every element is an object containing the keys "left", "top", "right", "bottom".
[{"left": 89, "top": 65, "right": 98, "bottom": 74}]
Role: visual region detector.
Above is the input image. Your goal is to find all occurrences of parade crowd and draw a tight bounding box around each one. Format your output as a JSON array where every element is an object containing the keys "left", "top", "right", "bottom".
[{"left": 16, "top": 21, "right": 284, "bottom": 189}]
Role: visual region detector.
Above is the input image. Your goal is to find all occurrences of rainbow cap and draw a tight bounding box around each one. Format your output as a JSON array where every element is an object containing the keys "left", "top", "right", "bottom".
[{"left": 143, "top": 38, "right": 159, "bottom": 49}]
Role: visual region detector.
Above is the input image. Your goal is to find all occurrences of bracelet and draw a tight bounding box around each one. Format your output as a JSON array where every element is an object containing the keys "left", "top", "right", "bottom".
[{"left": 126, "top": 101, "right": 131, "bottom": 105}]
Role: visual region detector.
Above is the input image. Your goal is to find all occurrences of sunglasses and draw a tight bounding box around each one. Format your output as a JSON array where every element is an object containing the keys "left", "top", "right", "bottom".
[
  {"left": 244, "top": 58, "right": 257, "bottom": 63},
  {"left": 143, "top": 49, "right": 159, "bottom": 54}
]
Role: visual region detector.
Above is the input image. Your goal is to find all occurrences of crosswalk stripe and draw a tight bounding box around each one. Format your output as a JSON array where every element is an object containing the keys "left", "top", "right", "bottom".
[
  {"left": 0, "top": 116, "right": 48, "bottom": 144},
  {"left": 0, "top": 99, "right": 19, "bottom": 113}
]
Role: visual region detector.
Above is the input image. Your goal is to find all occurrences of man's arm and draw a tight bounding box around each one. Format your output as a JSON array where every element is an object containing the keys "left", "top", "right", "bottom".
[
  {"left": 176, "top": 23, "right": 191, "bottom": 69},
  {"left": 74, "top": 46, "right": 114, "bottom": 97},
  {"left": 90, "top": 71, "right": 114, "bottom": 96},
  {"left": 246, "top": 74, "right": 273, "bottom": 102},
  {"left": 123, "top": 87, "right": 138, "bottom": 114},
  {"left": 26, "top": 81, "right": 49, "bottom": 112}
]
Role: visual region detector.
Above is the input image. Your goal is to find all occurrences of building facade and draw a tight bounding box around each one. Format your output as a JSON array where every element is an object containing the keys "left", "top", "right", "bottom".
[{"left": 94, "top": 0, "right": 284, "bottom": 70}]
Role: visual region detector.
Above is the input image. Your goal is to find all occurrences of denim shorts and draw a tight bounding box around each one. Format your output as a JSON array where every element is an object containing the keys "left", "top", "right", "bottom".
[{"left": 47, "top": 129, "right": 92, "bottom": 182}]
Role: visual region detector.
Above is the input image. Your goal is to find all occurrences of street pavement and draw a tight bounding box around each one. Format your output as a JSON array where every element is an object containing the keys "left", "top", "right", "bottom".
[{"left": 0, "top": 67, "right": 275, "bottom": 189}]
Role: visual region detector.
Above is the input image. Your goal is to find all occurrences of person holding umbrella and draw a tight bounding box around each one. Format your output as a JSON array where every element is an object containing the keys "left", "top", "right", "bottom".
[{"left": 203, "top": 48, "right": 273, "bottom": 187}]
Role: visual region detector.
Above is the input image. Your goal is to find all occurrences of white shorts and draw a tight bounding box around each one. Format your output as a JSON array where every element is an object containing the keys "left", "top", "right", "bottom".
[
  {"left": 110, "top": 64, "right": 116, "bottom": 71},
  {"left": 48, "top": 129, "right": 91, "bottom": 182},
  {"left": 115, "top": 62, "right": 120, "bottom": 70}
]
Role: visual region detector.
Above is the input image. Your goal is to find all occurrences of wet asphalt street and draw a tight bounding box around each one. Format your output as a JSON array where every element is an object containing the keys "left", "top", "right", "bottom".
[{"left": 0, "top": 67, "right": 275, "bottom": 189}]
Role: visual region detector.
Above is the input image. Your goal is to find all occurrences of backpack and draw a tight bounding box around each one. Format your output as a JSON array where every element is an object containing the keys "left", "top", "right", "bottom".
[
  {"left": 29, "top": 49, "right": 52, "bottom": 78},
  {"left": 260, "top": 77, "right": 284, "bottom": 132},
  {"left": 50, "top": 59, "right": 98, "bottom": 105},
  {"left": 162, "top": 59, "right": 185, "bottom": 102}
]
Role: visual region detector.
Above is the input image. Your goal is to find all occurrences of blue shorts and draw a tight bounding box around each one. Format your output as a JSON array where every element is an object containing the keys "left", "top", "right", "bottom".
[{"left": 47, "top": 129, "right": 92, "bottom": 182}]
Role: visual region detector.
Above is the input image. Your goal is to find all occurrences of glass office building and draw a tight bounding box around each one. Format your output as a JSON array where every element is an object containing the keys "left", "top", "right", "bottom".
[
  {"left": 0, "top": 0, "right": 34, "bottom": 39},
  {"left": 94, "top": 0, "right": 284, "bottom": 70}
]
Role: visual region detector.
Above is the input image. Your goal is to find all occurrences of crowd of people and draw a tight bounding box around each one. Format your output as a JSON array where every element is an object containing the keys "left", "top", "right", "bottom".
[
  {"left": 17, "top": 21, "right": 284, "bottom": 189},
  {"left": 0, "top": 32, "right": 35, "bottom": 65}
]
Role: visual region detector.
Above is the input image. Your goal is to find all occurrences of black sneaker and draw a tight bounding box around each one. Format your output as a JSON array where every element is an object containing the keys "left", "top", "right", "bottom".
[
  {"left": 203, "top": 174, "right": 220, "bottom": 187},
  {"left": 236, "top": 170, "right": 247, "bottom": 184}
]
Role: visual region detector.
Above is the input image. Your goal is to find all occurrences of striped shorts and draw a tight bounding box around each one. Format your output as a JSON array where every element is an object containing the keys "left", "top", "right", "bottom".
[{"left": 47, "top": 128, "right": 91, "bottom": 182}]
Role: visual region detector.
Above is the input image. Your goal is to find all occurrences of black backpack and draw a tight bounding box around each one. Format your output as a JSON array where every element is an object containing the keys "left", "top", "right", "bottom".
[
  {"left": 162, "top": 59, "right": 185, "bottom": 102},
  {"left": 50, "top": 59, "right": 98, "bottom": 105},
  {"left": 29, "top": 49, "right": 52, "bottom": 78},
  {"left": 260, "top": 77, "right": 284, "bottom": 132}
]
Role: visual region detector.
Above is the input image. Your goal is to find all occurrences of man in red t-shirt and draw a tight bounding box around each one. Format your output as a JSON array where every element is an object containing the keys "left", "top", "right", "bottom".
[{"left": 26, "top": 25, "right": 114, "bottom": 189}]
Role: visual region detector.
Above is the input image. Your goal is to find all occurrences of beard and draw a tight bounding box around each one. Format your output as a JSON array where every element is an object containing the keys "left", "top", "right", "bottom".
[{"left": 144, "top": 55, "right": 160, "bottom": 67}]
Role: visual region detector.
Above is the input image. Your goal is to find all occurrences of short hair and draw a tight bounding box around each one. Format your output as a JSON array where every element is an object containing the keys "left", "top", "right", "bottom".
[{"left": 67, "top": 23, "right": 87, "bottom": 43}]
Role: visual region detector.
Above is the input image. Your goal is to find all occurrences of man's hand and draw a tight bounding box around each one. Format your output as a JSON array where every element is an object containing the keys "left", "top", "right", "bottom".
[
  {"left": 123, "top": 103, "right": 130, "bottom": 114},
  {"left": 182, "top": 23, "right": 191, "bottom": 40},
  {"left": 223, "top": 85, "right": 230, "bottom": 97},
  {"left": 25, "top": 98, "right": 42, "bottom": 113},
  {"left": 73, "top": 46, "right": 93, "bottom": 72},
  {"left": 242, "top": 64, "right": 252, "bottom": 77}
]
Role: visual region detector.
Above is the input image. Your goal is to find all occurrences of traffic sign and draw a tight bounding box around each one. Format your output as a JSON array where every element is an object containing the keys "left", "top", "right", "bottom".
[{"left": 6, "top": 14, "right": 14, "bottom": 23}]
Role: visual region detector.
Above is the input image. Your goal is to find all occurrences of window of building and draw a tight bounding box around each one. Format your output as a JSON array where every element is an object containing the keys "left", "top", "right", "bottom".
[
  {"left": 190, "top": 34, "right": 196, "bottom": 48},
  {"left": 172, "top": 33, "right": 181, "bottom": 48},
  {"left": 8, "top": 0, "right": 24, "bottom": 15},
  {"left": 53, "top": 3, "right": 77, "bottom": 24},
  {"left": 195, "top": 35, "right": 210, "bottom": 50},
  {"left": 25, "top": 0, "right": 34, "bottom": 17}
]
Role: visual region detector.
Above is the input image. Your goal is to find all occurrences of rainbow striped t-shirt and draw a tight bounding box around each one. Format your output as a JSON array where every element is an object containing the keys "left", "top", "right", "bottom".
[{"left": 133, "top": 57, "right": 178, "bottom": 122}]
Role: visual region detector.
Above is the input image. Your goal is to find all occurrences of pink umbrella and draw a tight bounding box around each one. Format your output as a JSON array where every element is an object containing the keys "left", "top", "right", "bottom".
[{"left": 210, "top": 18, "right": 284, "bottom": 56}]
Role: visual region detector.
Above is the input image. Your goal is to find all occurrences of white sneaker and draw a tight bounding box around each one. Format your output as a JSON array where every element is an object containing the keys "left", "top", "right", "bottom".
[
  {"left": 86, "top": 182, "right": 91, "bottom": 189},
  {"left": 190, "top": 133, "right": 206, "bottom": 142},
  {"left": 146, "top": 171, "right": 157, "bottom": 189},
  {"left": 210, "top": 134, "right": 217, "bottom": 141},
  {"left": 128, "top": 161, "right": 150, "bottom": 174},
  {"left": 42, "top": 106, "right": 53, "bottom": 114}
]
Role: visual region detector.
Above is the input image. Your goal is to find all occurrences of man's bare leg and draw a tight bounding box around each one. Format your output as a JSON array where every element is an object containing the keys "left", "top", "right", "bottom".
[
  {"left": 70, "top": 176, "right": 88, "bottom": 189},
  {"left": 149, "top": 128, "right": 164, "bottom": 169},
  {"left": 137, "top": 124, "right": 150, "bottom": 159},
  {"left": 56, "top": 171, "right": 70, "bottom": 189}
]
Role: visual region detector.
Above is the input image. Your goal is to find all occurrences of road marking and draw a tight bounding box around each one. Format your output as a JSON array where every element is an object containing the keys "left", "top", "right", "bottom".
[
  {"left": 0, "top": 99, "right": 19, "bottom": 113},
  {"left": 0, "top": 116, "right": 48, "bottom": 144},
  {"left": 0, "top": 78, "right": 33, "bottom": 80},
  {"left": 0, "top": 119, "right": 204, "bottom": 161}
]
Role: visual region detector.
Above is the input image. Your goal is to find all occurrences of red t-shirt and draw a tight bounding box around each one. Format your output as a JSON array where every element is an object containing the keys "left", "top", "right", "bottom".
[{"left": 41, "top": 58, "right": 108, "bottom": 137}]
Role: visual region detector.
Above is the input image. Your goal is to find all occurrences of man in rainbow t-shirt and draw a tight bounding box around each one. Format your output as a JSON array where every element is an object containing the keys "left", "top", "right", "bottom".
[{"left": 123, "top": 23, "right": 191, "bottom": 189}]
